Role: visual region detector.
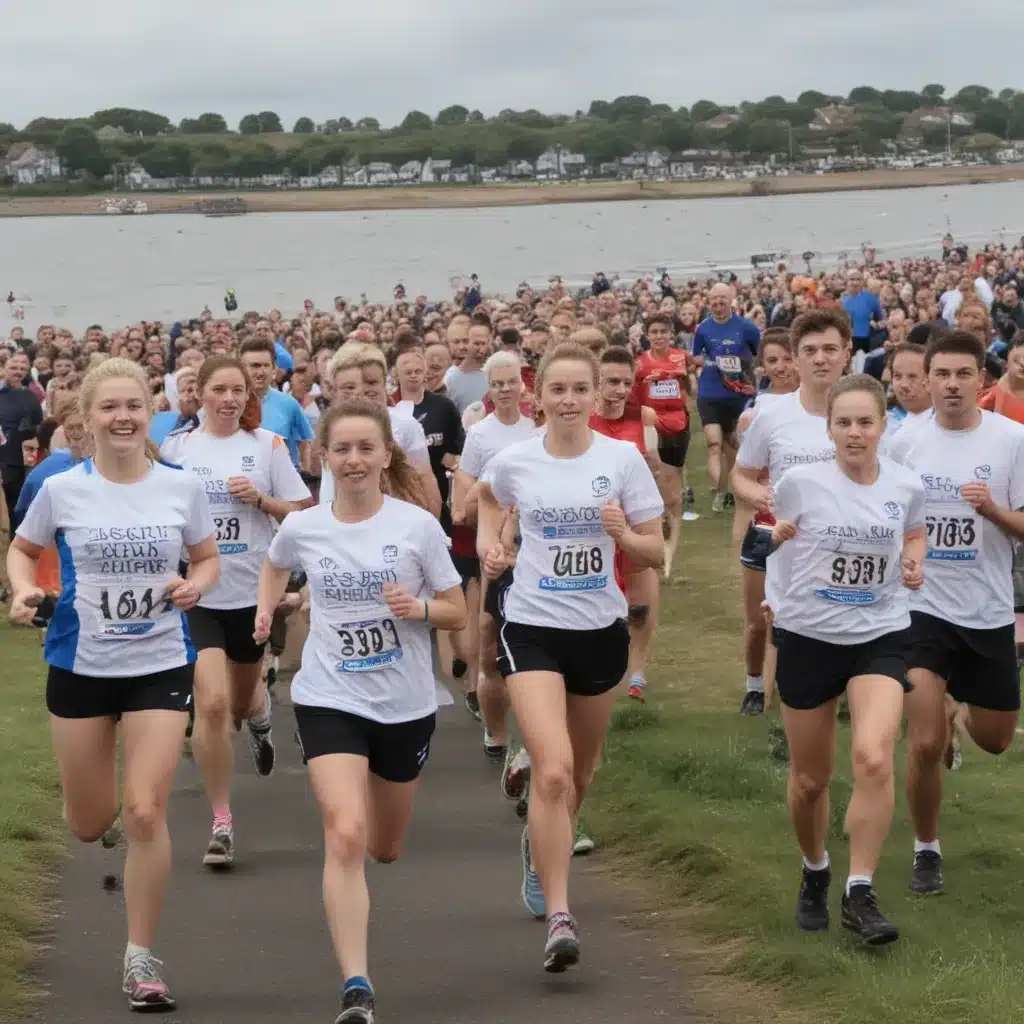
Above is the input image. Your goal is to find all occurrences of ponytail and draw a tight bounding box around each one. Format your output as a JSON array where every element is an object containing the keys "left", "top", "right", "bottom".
[
  {"left": 382, "top": 446, "right": 429, "bottom": 512},
  {"left": 240, "top": 388, "right": 262, "bottom": 431}
]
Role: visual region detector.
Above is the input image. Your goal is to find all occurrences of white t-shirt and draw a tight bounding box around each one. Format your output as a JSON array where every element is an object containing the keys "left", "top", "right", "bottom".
[
  {"left": 771, "top": 458, "right": 926, "bottom": 643},
  {"left": 735, "top": 389, "right": 835, "bottom": 607},
  {"left": 267, "top": 497, "right": 462, "bottom": 723},
  {"left": 887, "top": 410, "right": 1024, "bottom": 629},
  {"left": 460, "top": 413, "right": 540, "bottom": 480},
  {"left": 319, "top": 408, "right": 430, "bottom": 505},
  {"left": 883, "top": 406, "right": 934, "bottom": 441},
  {"left": 487, "top": 432, "right": 664, "bottom": 631},
  {"left": 161, "top": 427, "right": 310, "bottom": 610},
  {"left": 16, "top": 460, "right": 215, "bottom": 677}
]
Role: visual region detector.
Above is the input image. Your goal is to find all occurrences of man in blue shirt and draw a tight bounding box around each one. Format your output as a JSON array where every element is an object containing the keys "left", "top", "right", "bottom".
[
  {"left": 150, "top": 366, "right": 200, "bottom": 446},
  {"left": 692, "top": 283, "right": 761, "bottom": 513},
  {"left": 840, "top": 268, "right": 884, "bottom": 371},
  {"left": 239, "top": 338, "right": 313, "bottom": 471}
]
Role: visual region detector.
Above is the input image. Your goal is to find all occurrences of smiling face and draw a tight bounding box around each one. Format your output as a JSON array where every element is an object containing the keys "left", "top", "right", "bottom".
[
  {"left": 324, "top": 415, "right": 390, "bottom": 498},
  {"left": 761, "top": 341, "right": 798, "bottom": 391},
  {"left": 828, "top": 389, "right": 884, "bottom": 470},
  {"left": 88, "top": 377, "right": 150, "bottom": 458},
  {"left": 538, "top": 357, "right": 596, "bottom": 432}
]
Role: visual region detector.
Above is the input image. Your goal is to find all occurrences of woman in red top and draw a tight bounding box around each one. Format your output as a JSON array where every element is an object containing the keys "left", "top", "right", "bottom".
[
  {"left": 590, "top": 346, "right": 662, "bottom": 702},
  {"left": 635, "top": 313, "right": 692, "bottom": 581}
]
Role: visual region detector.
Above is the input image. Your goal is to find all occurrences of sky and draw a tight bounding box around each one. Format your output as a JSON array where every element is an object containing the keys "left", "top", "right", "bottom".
[{"left": 3, "top": 0, "right": 1017, "bottom": 130}]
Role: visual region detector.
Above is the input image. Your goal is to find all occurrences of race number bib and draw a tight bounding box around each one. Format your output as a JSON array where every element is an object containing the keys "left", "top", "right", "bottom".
[
  {"left": 715, "top": 355, "right": 742, "bottom": 375},
  {"left": 925, "top": 514, "right": 979, "bottom": 562},
  {"left": 814, "top": 552, "right": 890, "bottom": 605},
  {"left": 333, "top": 617, "right": 403, "bottom": 672},
  {"left": 649, "top": 379, "right": 681, "bottom": 400},
  {"left": 213, "top": 509, "right": 251, "bottom": 555},
  {"left": 540, "top": 543, "right": 608, "bottom": 592},
  {"left": 92, "top": 585, "right": 175, "bottom": 639}
]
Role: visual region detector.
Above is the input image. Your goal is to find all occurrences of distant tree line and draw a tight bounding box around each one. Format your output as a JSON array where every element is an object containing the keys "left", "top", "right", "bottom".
[{"left": 2, "top": 83, "right": 1023, "bottom": 182}]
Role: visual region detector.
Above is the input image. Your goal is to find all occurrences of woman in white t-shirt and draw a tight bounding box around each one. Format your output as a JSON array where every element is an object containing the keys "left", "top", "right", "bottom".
[
  {"left": 161, "top": 355, "right": 311, "bottom": 871},
  {"left": 253, "top": 399, "right": 465, "bottom": 1024},
  {"left": 317, "top": 343, "right": 442, "bottom": 519},
  {"left": 476, "top": 342, "right": 664, "bottom": 973},
  {"left": 769, "top": 374, "right": 926, "bottom": 948},
  {"left": 8, "top": 358, "right": 219, "bottom": 1013}
]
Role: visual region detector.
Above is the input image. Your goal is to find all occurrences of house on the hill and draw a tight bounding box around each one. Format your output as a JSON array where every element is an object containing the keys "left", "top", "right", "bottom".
[{"left": 2, "top": 143, "right": 62, "bottom": 183}]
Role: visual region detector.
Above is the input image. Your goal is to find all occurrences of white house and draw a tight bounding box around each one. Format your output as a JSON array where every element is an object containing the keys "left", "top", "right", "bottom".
[
  {"left": 420, "top": 157, "right": 452, "bottom": 183},
  {"left": 3, "top": 143, "right": 62, "bottom": 184},
  {"left": 398, "top": 160, "right": 422, "bottom": 183}
]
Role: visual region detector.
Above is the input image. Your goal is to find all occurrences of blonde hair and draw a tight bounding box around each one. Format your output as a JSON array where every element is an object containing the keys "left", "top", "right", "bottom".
[
  {"left": 826, "top": 373, "right": 886, "bottom": 422},
  {"left": 326, "top": 341, "right": 387, "bottom": 383},
  {"left": 535, "top": 342, "right": 600, "bottom": 394},
  {"left": 482, "top": 351, "right": 522, "bottom": 381},
  {"left": 79, "top": 357, "right": 161, "bottom": 461}
]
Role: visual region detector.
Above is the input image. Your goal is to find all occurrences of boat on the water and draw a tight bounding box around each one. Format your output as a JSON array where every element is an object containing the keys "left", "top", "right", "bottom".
[{"left": 196, "top": 197, "right": 249, "bottom": 217}]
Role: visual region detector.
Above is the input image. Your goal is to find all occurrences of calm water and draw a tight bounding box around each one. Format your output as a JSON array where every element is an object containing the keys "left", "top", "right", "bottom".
[{"left": 2, "top": 181, "right": 1023, "bottom": 330}]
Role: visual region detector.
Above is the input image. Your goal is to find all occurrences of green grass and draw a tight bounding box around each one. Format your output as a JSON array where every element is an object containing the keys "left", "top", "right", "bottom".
[
  {"left": 587, "top": 450, "right": 1024, "bottom": 1024},
  {"left": 0, "top": 619, "right": 65, "bottom": 1017}
]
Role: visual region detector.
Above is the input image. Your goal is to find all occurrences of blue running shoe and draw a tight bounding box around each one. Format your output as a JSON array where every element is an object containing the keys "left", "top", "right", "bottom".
[{"left": 520, "top": 826, "right": 545, "bottom": 919}]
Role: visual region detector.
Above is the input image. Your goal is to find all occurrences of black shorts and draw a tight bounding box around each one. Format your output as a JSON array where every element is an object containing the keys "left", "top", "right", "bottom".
[
  {"left": 47, "top": 664, "right": 194, "bottom": 719},
  {"left": 483, "top": 567, "right": 514, "bottom": 622},
  {"left": 851, "top": 336, "right": 872, "bottom": 355},
  {"left": 451, "top": 553, "right": 480, "bottom": 591},
  {"left": 497, "top": 618, "right": 630, "bottom": 696},
  {"left": 773, "top": 626, "right": 912, "bottom": 711},
  {"left": 292, "top": 704, "right": 436, "bottom": 783},
  {"left": 657, "top": 427, "right": 690, "bottom": 469},
  {"left": 908, "top": 611, "right": 1020, "bottom": 712},
  {"left": 187, "top": 605, "right": 266, "bottom": 665},
  {"left": 739, "top": 521, "right": 773, "bottom": 572},
  {"left": 696, "top": 396, "right": 748, "bottom": 436}
]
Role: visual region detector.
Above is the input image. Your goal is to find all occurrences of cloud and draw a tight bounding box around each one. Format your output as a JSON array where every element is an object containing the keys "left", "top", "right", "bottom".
[{"left": 2, "top": 0, "right": 1017, "bottom": 129}]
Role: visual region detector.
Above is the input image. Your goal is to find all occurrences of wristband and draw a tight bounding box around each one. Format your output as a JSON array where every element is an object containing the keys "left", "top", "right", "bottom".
[{"left": 423, "top": 600, "right": 430, "bottom": 623}]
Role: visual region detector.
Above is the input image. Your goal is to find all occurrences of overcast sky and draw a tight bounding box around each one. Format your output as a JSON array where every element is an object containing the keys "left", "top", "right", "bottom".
[{"left": 4, "top": 0, "right": 1016, "bottom": 130}]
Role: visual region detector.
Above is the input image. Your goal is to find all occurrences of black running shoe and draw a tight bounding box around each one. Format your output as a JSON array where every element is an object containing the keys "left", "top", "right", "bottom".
[
  {"left": 909, "top": 850, "right": 943, "bottom": 895},
  {"left": 795, "top": 865, "right": 831, "bottom": 931},
  {"left": 465, "top": 690, "right": 482, "bottom": 721},
  {"left": 740, "top": 691, "right": 765, "bottom": 716},
  {"left": 335, "top": 986, "right": 375, "bottom": 1024},
  {"left": 724, "top": 492, "right": 735, "bottom": 508},
  {"left": 452, "top": 658, "right": 468, "bottom": 679},
  {"left": 841, "top": 885, "right": 899, "bottom": 945}
]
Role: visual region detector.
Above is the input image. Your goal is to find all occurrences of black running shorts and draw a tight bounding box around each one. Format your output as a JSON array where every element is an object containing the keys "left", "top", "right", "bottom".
[
  {"left": 657, "top": 427, "right": 690, "bottom": 469},
  {"left": 450, "top": 553, "right": 481, "bottom": 592},
  {"left": 187, "top": 605, "right": 266, "bottom": 665},
  {"left": 739, "top": 521, "right": 773, "bottom": 573},
  {"left": 47, "top": 664, "right": 194, "bottom": 719},
  {"left": 696, "top": 396, "right": 748, "bottom": 436},
  {"left": 483, "top": 567, "right": 514, "bottom": 623}
]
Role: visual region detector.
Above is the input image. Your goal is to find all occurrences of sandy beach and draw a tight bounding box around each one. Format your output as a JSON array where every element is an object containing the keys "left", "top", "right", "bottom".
[{"left": 2, "top": 164, "right": 1023, "bottom": 219}]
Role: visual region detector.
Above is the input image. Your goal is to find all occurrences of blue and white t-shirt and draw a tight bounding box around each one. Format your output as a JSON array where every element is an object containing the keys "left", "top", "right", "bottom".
[
  {"left": 16, "top": 460, "right": 216, "bottom": 677},
  {"left": 692, "top": 314, "right": 761, "bottom": 400}
]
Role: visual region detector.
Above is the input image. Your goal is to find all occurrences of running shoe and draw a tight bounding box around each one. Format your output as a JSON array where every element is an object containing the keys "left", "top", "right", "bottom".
[
  {"left": 247, "top": 709, "right": 276, "bottom": 777},
  {"left": 122, "top": 952, "right": 175, "bottom": 1012},
  {"left": 947, "top": 730, "right": 963, "bottom": 771},
  {"left": 740, "top": 691, "right": 765, "bottom": 716},
  {"left": 203, "top": 823, "right": 234, "bottom": 869},
  {"left": 572, "top": 821, "right": 595, "bottom": 856},
  {"left": 795, "top": 865, "right": 831, "bottom": 931},
  {"left": 465, "top": 690, "right": 482, "bottom": 722},
  {"left": 266, "top": 655, "right": 279, "bottom": 691},
  {"left": 520, "top": 826, "right": 545, "bottom": 919},
  {"left": 544, "top": 912, "right": 581, "bottom": 973},
  {"left": 501, "top": 747, "right": 531, "bottom": 801},
  {"left": 484, "top": 730, "right": 507, "bottom": 762},
  {"left": 711, "top": 492, "right": 726, "bottom": 514},
  {"left": 627, "top": 679, "right": 646, "bottom": 702},
  {"left": 335, "top": 986, "right": 375, "bottom": 1024},
  {"left": 101, "top": 815, "right": 123, "bottom": 850},
  {"left": 515, "top": 780, "right": 530, "bottom": 819},
  {"left": 723, "top": 492, "right": 735, "bottom": 508},
  {"left": 841, "top": 885, "right": 899, "bottom": 946},
  {"left": 909, "top": 850, "right": 943, "bottom": 895}
]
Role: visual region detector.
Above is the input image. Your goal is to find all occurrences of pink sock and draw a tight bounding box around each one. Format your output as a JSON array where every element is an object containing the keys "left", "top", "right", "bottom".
[{"left": 212, "top": 807, "right": 232, "bottom": 829}]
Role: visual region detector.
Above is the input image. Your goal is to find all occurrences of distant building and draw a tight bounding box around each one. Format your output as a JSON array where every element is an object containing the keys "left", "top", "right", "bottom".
[
  {"left": 2, "top": 143, "right": 62, "bottom": 184},
  {"left": 703, "top": 113, "right": 740, "bottom": 130},
  {"left": 809, "top": 105, "right": 859, "bottom": 132}
]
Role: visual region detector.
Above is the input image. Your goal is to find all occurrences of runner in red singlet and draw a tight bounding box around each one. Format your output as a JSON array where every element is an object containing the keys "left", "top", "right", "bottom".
[
  {"left": 635, "top": 313, "right": 692, "bottom": 582},
  {"left": 590, "top": 346, "right": 663, "bottom": 701}
]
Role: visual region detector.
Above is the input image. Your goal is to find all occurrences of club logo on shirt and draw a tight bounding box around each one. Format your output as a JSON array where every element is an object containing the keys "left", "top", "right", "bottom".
[
  {"left": 974, "top": 464, "right": 992, "bottom": 481},
  {"left": 319, "top": 556, "right": 339, "bottom": 570},
  {"left": 591, "top": 476, "right": 611, "bottom": 498},
  {"left": 883, "top": 502, "right": 902, "bottom": 521},
  {"left": 382, "top": 544, "right": 399, "bottom": 564},
  {"left": 241, "top": 455, "right": 255, "bottom": 471}
]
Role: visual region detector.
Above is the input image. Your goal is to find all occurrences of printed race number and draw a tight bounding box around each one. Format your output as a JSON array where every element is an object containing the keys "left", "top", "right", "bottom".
[
  {"left": 926, "top": 515, "right": 978, "bottom": 561},
  {"left": 649, "top": 379, "right": 681, "bottom": 400},
  {"left": 715, "top": 355, "right": 742, "bottom": 374},
  {"left": 334, "top": 618, "right": 403, "bottom": 672},
  {"left": 99, "top": 587, "right": 173, "bottom": 621},
  {"left": 829, "top": 554, "right": 889, "bottom": 587},
  {"left": 214, "top": 516, "right": 241, "bottom": 542},
  {"left": 540, "top": 543, "right": 609, "bottom": 592}
]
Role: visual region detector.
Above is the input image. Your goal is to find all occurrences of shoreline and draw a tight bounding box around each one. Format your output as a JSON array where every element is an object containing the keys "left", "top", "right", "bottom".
[{"left": 2, "top": 164, "right": 1024, "bottom": 219}]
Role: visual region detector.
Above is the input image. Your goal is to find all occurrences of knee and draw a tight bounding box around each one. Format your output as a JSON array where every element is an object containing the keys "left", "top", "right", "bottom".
[
  {"left": 123, "top": 797, "right": 164, "bottom": 843},
  {"left": 197, "top": 692, "right": 230, "bottom": 728},
  {"left": 705, "top": 437, "right": 722, "bottom": 456},
  {"left": 367, "top": 839, "right": 403, "bottom": 864},
  {"left": 323, "top": 813, "right": 367, "bottom": 867},
  {"left": 790, "top": 769, "right": 829, "bottom": 805},
  {"left": 572, "top": 760, "right": 599, "bottom": 798},
  {"left": 907, "top": 729, "right": 946, "bottom": 765},
  {"left": 533, "top": 758, "right": 573, "bottom": 804},
  {"left": 851, "top": 744, "right": 892, "bottom": 785}
]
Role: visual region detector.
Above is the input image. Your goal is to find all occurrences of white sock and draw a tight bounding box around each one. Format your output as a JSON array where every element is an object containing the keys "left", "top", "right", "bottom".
[
  {"left": 802, "top": 853, "right": 829, "bottom": 873},
  {"left": 914, "top": 838, "right": 941, "bottom": 855},
  {"left": 845, "top": 874, "right": 872, "bottom": 895},
  {"left": 125, "top": 942, "right": 150, "bottom": 965},
  {"left": 746, "top": 674, "right": 764, "bottom": 694}
]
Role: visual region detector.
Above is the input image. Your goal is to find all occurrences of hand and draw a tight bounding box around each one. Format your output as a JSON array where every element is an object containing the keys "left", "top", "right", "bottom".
[
  {"left": 901, "top": 556, "right": 924, "bottom": 591},
  {"left": 753, "top": 485, "right": 774, "bottom": 516},
  {"left": 9, "top": 586, "right": 44, "bottom": 626},
  {"left": 482, "top": 541, "right": 508, "bottom": 581},
  {"left": 960, "top": 482, "right": 995, "bottom": 517},
  {"left": 382, "top": 582, "right": 422, "bottom": 620},
  {"left": 601, "top": 499, "right": 628, "bottom": 541},
  {"left": 761, "top": 600, "right": 774, "bottom": 628},
  {"left": 771, "top": 520, "right": 796, "bottom": 546},
  {"left": 164, "top": 576, "right": 201, "bottom": 611},
  {"left": 227, "top": 476, "right": 261, "bottom": 506},
  {"left": 253, "top": 608, "right": 273, "bottom": 643}
]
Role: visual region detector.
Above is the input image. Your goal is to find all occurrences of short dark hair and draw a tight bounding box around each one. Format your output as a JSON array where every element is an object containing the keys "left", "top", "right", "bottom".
[
  {"left": 645, "top": 313, "right": 675, "bottom": 332},
  {"left": 759, "top": 327, "right": 792, "bottom": 363},
  {"left": 469, "top": 312, "right": 493, "bottom": 332},
  {"left": 923, "top": 329, "right": 985, "bottom": 372},
  {"left": 599, "top": 346, "right": 636, "bottom": 371},
  {"left": 1009, "top": 328, "right": 1024, "bottom": 353},
  {"left": 886, "top": 342, "right": 926, "bottom": 371},
  {"left": 791, "top": 307, "right": 852, "bottom": 348},
  {"left": 907, "top": 321, "right": 946, "bottom": 347},
  {"left": 500, "top": 327, "right": 522, "bottom": 347},
  {"left": 238, "top": 337, "right": 276, "bottom": 363}
]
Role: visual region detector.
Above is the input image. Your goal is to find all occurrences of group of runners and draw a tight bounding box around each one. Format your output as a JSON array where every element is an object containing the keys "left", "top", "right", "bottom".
[{"left": 4, "top": 262, "right": 1024, "bottom": 1021}]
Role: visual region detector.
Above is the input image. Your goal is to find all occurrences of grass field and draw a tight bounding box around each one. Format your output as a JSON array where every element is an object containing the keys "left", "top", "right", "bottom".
[
  {"left": 0, "top": 619, "right": 64, "bottom": 1017},
  {"left": 586, "top": 457, "right": 1024, "bottom": 1024}
]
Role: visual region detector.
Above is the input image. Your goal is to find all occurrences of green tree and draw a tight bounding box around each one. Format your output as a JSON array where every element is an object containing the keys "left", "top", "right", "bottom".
[
  {"left": 474, "top": 138, "right": 509, "bottom": 168},
  {"left": 469, "top": 110, "right": 485, "bottom": 123},
  {"left": 588, "top": 100, "right": 612, "bottom": 119},
  {"left": 137, "top": 140, "right": 193, "bottom": 178},
  {"left": 952, "top": 85, "right": 992, "bottom": 111},
  {"left": 690, "top": 100, "right": 721, "bottom": 122},
  {"left": 609, "top": 95, "right": 652, "bottom": 121},
  {"left": 232, "top": 142, "right": 281, "bottom": 178},
  {"left": 436, "top": 105, "right": 469, "bottom": 127},
  {"left": 401, "top": 110, "right": 432, "bottom": 131},
  {"left": 974, "top": 99, "right": 1009, "bottom": 137},
  {"left": 505, "top": 128, "right": 547, "bottom": 164},
  {"left": 797, "top": 90, "right": 830, "bottom": 108},
  {"left": 180, "top": 113, "right": 228, "bottom": 134},
  {"left": 257, "top": 111, "right": 283, "bottom": 133},
  {"left": 643, "top": 112, "right": 693, "bottom": 152},
  {"left": 880, "top": 90, "right": 921, "bottom": 113},
  {"left": 921, "top": 83, "right": 945, "bottom": 103},
  {"left": 356, "top": 117, "right": 380, "bottom": 131},
  {"left": 55, "top": 123, "right": 107, "bottom": 175},
  {"left": 89, "top": 108, "right": 171, "bottom": 136},
  {"left": 21, "top": 117, "right": 73, "bottom": 146},
  {"left": 579, "top": 123, "right": 634, "bottom": 164},
  {"left": 239, "top": 114, "right": 260, "bottom": 135},
  {"left": 957, "top": 132, "right": 1004, "bottom": 153},
  {"left": 1007, "top": 95, "right": 1024, "bottom": 140},
  {"left": 745, "top": 119, "right": 791, "bottom": 157},
  {"left": 292, "top": 117, "right": 315, "bottom": 134},
  {"left": 848, "top": 86, "right": 882, "bottom": 105},
  {"left": 998, "top": 88, "right": 1017, "bottom": 103}
]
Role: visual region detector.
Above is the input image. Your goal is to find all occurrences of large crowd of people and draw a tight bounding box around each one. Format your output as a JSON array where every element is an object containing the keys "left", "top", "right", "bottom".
[{"left": 3, "top": 235, "right": 1024, "bottom": 1021}]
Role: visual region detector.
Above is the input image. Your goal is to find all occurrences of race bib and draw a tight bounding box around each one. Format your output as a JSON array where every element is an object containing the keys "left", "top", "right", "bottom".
[
  {"left": 814, "top": 552, "right": 891, "bottom": 605},
  {"left": 212, "top": 508, "right": 251, "bottom": 556},
  {"left": 715, "top": 355, "right": 742, "bottom": 375},
  {"left": 649, "top": 379, "right": 681, "bottom": 399},
  {"left": 92, "top": 584, "right": 175, "bottom": 639},
  {"left": 332, "top": 617, "right": 403, "bottom": 672},
  {"left": 926, "top": 514, "right": 980, "bottom": 562},
  {"left": 540, "top": 542, "right": 608, "bottom": 592}
]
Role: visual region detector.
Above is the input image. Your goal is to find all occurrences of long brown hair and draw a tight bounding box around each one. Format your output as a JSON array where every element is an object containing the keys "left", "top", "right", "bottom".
[
  {"left": 317, "top": 399, "right": 429, "bottom": 511},
  {"left": 197, "top": 355, "right": 262, "bottom": 431}
]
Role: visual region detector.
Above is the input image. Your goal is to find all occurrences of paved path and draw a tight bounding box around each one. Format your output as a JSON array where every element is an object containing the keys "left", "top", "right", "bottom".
[{"left": 25, "top": 690, "right": 697, "bottom": 1023}]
